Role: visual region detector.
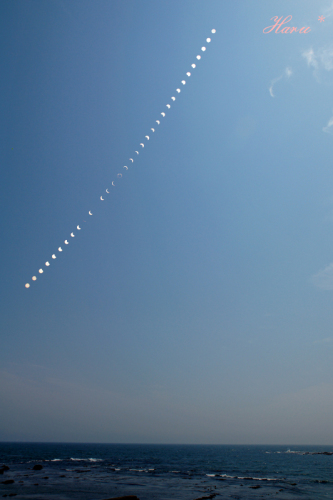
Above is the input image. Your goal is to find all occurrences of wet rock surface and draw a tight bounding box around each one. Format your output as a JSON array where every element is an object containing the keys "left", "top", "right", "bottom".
[{"left": 32, "top": 464, "right": 43, "bottom": 471}]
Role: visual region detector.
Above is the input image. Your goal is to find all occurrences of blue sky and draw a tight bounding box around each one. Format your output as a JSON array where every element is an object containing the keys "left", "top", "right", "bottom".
[{"left": 2, "top": 0, "right": 333, "bottom": 444}]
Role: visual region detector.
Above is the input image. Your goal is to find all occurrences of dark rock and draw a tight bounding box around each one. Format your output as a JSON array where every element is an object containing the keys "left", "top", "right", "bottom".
[
  {"left": 34, "top": 483, "right": 39, "bottom": 486},
  {"left": 8, "top": 495, "right": 17, "bottom": 497},
  {"left": 249, "top": 485, "right": 261, "bottom": 489},
  {"left": 101, "top": 497, "right": 140, "bottom": 500},
  {"left": 192, "top": 495, "right": 217, "bottom": 500},
  {"left": 43, "top": 476, "right": 49, "bottom": 479},
  {"left": 0, "top": 466, "right": 9, "bottom": 472},
  {"left": 1, "top": 480, "right": 14, "bottom": 485},
  {"left": 32, "top": 465, "right": 43, "bottom": 471},
  {"left": 290, "top": 483, "right": 297, "bottom": 486},
  {"left": 0, "top": 471, "right": 3, "bottom": 475},
  {"left": 60, "top": 475, "right": 66, "bottom": 478}
]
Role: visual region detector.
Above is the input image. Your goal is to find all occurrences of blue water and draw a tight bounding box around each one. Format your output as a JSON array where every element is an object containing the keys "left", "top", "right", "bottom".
[{"left": 1, "top": 443, "right": 333, "bottom": 499}]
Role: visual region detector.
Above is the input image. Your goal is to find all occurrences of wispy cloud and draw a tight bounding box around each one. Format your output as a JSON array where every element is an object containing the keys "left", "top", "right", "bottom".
[
  {"left": 323, "top": 1, "right": 333, "bottom": 19},
  {"left": 323, "top": 114, "right": 333, "bottom": 133},
  {"left": 302, "top": 44, "right": 333, "bottom": 131},
  {"left": 269, "top": 67, "right": 292, "bottom": 97},
  {"left": 311, "top": 262, "right": 333, "bottom": 290},
  {"left": 302, "top": 48, "right": 318, "bottom": 69},
  {"left": 313, "top": 337, "right": 333, "bottom": 344},
  {"left": 302, "top": 45, "right": 333, "bottom": 82}
]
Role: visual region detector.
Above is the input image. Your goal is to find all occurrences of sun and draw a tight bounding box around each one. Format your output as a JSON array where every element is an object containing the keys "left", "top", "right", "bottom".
[{"left": 318, "top": 15, "right": 325, "bottom": 22}]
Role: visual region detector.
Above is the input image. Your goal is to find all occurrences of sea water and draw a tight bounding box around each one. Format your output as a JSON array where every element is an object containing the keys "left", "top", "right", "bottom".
[{"left": 0, "top": 443, "right": 332, "bottom": 499}]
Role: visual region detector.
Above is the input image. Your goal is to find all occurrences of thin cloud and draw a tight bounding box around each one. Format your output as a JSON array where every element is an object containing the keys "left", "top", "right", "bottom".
[
  {"left": 323, "top": 2, "right": 333, "bottom": 19},
  {"left": 302, "top": 48, "right": 318, "bottom": 69},
  {"left": 302, "top": 45, "right": 333, "bottom": 82},
  {"left": 269, "top": 67, "right": 292, "bottom": 97},
  {"left": 302, "top": 45, "right": 333, "bottom": 131},
  {"left": 311, "top": 262, "right": 333, "bottom": 290},
  {"left": 313, "top": 337, "right": 333, "bottom": 344},
  {"left": 323, "top": 114, "right": 333, "bottom": 133}
]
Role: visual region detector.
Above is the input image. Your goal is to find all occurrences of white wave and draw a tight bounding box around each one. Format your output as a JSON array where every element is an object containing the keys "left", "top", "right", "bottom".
[
  {"left": 208, "top": 473, "right": 277, "bottom": 481},
  {"left": 70, "top": 457, "right": 103, "bottom": 462}
]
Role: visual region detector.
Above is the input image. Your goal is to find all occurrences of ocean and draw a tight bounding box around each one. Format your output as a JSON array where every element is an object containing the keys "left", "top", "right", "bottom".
[{"left": 0, "top": 443, "right": 332, "bottom": 500}]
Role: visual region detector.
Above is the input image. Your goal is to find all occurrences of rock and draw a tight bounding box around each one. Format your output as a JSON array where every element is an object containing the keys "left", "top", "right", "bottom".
[
  {"left": 192, "top": 495, "right": 217, "bottom": 500},
  {"left": 101, "top": 497, "right": 140, "bottom": 500},
  {"left": 1, "top": 466, "right": 9, "bottom": 472},
  {"left": 249, "top": 485, "right": 261, "bottom": 489},
  {"left": 32, "top": 465, "right": 43, "bottom": 471},
  {"left": 1, "top": 480, "right": 14, "bottom": 485}
]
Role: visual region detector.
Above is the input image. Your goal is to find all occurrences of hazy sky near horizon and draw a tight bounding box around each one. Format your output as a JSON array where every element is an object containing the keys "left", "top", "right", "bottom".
[{"left": 2, "top": 0, "right": 333, "bottom": 445}]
